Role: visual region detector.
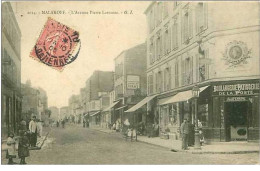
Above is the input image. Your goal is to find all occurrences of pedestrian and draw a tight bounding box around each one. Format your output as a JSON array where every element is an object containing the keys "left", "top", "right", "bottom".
[
  {"left": 6, "top": 132, "right": 17, "bottom": 164},
  {"left": 37, "top": 119, "right": 43, "bottom": 138},
  {"left": 83, "top": 118, "right": 86, "bottom": 128},
  {"left": 20, "top": 118, "right": 27, "bottom": 132},
  {"left": 61, "top": 119, "right": 65, "bottom": 128},
  {"left": 56, "top": 120, "right": 60, "bottom": 127},
  {"left": 180, "top": 118, "right": 189, "bottom": 150},
  {"left": 18, "top": 131, "right": 30, "bottom": 164},
  {"left": 29, "top": 116, "right": 38, "bottom": 147}
]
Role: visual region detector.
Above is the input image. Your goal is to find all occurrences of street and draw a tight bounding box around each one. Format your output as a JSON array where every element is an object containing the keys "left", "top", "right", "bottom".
[{"left": 9, "top": 125, "right": 258, "bottom": 165}]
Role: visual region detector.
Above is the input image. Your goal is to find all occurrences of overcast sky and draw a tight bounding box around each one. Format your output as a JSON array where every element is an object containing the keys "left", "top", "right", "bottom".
[{"left": 11, "top": 1, "right": 150, "bottom": 108}]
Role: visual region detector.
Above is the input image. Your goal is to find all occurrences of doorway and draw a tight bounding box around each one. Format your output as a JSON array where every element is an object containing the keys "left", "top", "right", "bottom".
[{"left": 224, "top": 101, "right": 248, "bottom": 141}]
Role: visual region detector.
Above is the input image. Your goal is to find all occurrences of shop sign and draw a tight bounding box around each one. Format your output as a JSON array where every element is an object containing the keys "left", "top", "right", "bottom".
[
  {"left": 127, "top": 75, "right": 140, "bottom": 89},
  {"left": 213, "top": 82, "right": 259, "bottom": 96},
  {"left": 226, "top": 97, "right": 247, "bottom": 102}
]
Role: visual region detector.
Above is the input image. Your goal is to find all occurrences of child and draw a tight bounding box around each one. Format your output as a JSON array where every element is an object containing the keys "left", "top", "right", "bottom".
[
  {"left": 6, "top": 132, "right": 17, "bottom": 164},
  {"left": 18, "top": 131, "right": 30, "bottom": 164}
]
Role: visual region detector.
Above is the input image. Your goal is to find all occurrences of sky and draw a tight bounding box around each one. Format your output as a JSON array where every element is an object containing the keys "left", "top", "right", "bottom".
[{"left": 11, "top": 1, "right": 150, "bottom": 108}]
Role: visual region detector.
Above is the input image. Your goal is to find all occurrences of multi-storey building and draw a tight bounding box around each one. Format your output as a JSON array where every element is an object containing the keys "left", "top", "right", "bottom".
[
  {"left": 60, "top": 106, "right": 69, "bottom": 120},
  {"left": 21, "top": 81, "right": 49, "bottom": 123},
  {"left": 1, "top": 2, "right": 22, "bottom": 137},
  {"left": 113, "top": 43, "right": 147, "bottom": 125},
  {"left": 68, "top": 95, "right": 81, "bottom": 123},
  {"left": 49, "top": 106, "right": 59, "bottom": 122},
  {"left": 142, "top": 1, "right": 259, "bottom": 142},
  {"left": 84, "top": 70, "right": 114, "bottom": 126}
]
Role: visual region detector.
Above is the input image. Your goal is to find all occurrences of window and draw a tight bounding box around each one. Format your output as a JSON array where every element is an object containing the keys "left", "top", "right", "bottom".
[
  {"left": 148, "top": 75, "right": 153, "bottom": 95},
  {"left": 164, "top": 67, "right": 171, "bottom": 91},
  {"left": 156, "top": 2, "right": 163, "bottom": 25},
  {"left": 163, "top": 25, "right": 171, "bottom": 55},
  {"left": 156, "top": 71, "right": 162, "bottom": 93},
  {"left": 171, "top": 15, "right": 178, "bottom": 50},
  {"left": 182, "top": 6, "right": 193, "bottom": 43},
  {"left": 174, "top": 61, "right": 179, "bottom": 88},
  {"left": 156, "top": 32, "right": 162, "bottom": 60},
  {"left": 163, "top": 2, "right": 169, "bottom": 19},
  {"left": 149, "top": 39, "right": 154, "bottom": 64},
  {"left": 181, "top": 56, "right": 193, "bottom": 85},
  {"left": 196, "top": 2, "right": 208, "bottom": 34},
  {"left": 149, "top": 9, "right": 155, "bottom": 32}
]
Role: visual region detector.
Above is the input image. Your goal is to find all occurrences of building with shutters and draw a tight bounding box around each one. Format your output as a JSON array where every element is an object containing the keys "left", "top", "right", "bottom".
[
  {"left": 139, "top": 1, "right": 259, "bottom": 142},
  {"left": 1, "top": 2, "right": 22, "bottom": 138}
]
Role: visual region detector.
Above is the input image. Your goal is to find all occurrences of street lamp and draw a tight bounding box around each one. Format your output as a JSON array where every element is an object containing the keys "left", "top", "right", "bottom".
[{"left": 192, "top": 85, "right": 201, "bottom": 150}]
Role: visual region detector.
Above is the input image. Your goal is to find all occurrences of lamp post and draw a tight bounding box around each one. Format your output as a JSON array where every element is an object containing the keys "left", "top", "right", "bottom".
[{"left": 192, "top": 85, "right": 201, "bottom": 150}]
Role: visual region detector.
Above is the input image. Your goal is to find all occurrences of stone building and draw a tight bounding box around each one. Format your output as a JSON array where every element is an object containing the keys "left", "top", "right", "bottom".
[
  {"left": 1, "top": 2, "right": 22, "bottom": 137},
  {"left": 113, "top": 43, "right": 147, "bottom": 126},
  {"left": 141, "top": 1, "right": 259, "bottom": 141}
]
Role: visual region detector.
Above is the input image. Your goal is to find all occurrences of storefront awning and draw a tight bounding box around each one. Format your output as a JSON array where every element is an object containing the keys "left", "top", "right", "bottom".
[
  {"left": 103, "top": 101, "right": 120, "bottom": 112},
  {"left": 90, "top": 111, "right": 100, "bottom": 117},
  {"left": 115, "top": 105, "right": 128, "bottom": 111},
  {"left": 161, "top": 86, "right": 209, "bottom": 105},
  {"left": 125, "top": 95, "right": 157, "bottom": 113}
]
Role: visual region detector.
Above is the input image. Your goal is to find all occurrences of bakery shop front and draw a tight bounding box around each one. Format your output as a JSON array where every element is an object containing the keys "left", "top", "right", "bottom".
[{"left": 207, "top": 79, "right": 259, "bottom": 142}]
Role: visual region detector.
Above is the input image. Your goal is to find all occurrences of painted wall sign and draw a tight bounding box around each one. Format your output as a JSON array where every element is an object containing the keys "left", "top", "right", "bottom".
[
  {"left": 222, "top": 40, "right": 251, "bottom": 68},
  {"left": 213, "top": 82, "right": 260, "bottom": 96},
  {"left": 127, "top": 75, "right": 140, "bottom": 89}
]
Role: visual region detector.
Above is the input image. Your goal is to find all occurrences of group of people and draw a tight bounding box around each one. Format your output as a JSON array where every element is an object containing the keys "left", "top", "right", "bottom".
[
  {"left": 180, "top": 118, "right": 204, "bottom": 150},
  {"left": 6, "top": 115, "right": 42, "bottom": 164}
]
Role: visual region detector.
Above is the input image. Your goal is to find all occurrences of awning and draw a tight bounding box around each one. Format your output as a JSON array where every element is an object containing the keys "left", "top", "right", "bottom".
[
  {"left": 115, "top": 105, "right": 128, "bottom": 111},
  {"left": 158, "top": 93, "right": 177, "bottom": 105},
  {"left": 103, "top": 101, "right": 120, "bottom": 112},
  {"left": 90, "top": 111, "right": 100, "bottom": 117},
  {"left": 125, "top": 94, "right": 157, "bottom": 113},
  {"left": 161, "top": 86, "right": 209, "bottom": 105}
]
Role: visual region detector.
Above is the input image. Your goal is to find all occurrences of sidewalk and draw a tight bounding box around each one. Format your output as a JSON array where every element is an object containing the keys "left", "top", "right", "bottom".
[{"left": 91, "top": 127, "right": 260, "bottom": 154}]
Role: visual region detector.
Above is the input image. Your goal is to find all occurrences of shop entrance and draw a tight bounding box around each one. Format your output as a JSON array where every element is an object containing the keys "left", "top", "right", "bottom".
[{"left": 224, "top": 101, "right": 248, "bottom": 141}]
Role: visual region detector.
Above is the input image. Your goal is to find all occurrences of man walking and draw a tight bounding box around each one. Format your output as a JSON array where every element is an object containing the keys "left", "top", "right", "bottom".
[
  {"left": 29, "top": 116, "right": 38, "bottom": 147},
  {"left": 180, "top": 118, "right": 189, "bottom": 150}
]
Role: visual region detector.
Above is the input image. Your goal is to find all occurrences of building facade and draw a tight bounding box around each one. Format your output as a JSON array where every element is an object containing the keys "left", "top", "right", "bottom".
[
  {"left": 49, "top": 106, "right": 59, "bottom": 122},
  {"left": 1, "top": 2, "right": 22, "bottom": 138},
  {"left": 84, "top": 71, "right": 114, "bottom": 126},
  {"left": 113, "top": 43, "right": 147, "bottom": 126},
  {"left": 144, "top": 1, "right": 259, "bottom": 142},
  {"left": 60, "top": 106, "right": 69, "bottom": 120}
]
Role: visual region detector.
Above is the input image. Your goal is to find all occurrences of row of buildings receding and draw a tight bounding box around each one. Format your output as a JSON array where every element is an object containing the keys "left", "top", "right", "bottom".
[
  {"left": 66, "top": 1, "right": 259, "bottom": 143},
  {"left": 1, "top": 2, "right": 51, "bottom": 138},
  {"left": 65, "top": 43, "right": 147, "bottom": 129}
]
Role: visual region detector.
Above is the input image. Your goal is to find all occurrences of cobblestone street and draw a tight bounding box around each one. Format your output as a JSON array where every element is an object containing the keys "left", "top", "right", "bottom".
[{"left": 2, "top": 125, "right": 258, "bottom": 165}]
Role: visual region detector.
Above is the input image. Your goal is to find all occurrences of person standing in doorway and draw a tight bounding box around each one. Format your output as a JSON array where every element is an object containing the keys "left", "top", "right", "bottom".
[
  {"left": 29, "top": 116, "right": 38, "bottom": 147},
  {"left": 180, "top": 118, "right": 189, "bottom": 150}
]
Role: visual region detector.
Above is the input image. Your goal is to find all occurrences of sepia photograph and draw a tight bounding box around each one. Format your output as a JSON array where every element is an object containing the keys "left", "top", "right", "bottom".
[{"left": 1, "top": 0, "right": 259, "bottom": 165}]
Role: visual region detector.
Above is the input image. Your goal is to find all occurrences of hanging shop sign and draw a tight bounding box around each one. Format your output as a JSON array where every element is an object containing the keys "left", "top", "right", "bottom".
[
  {"left": 213, "top": 81, "right": 259, "bottom": 96},
  {"left": 127, "top": 75, "right": 140, "bottom": 89}
]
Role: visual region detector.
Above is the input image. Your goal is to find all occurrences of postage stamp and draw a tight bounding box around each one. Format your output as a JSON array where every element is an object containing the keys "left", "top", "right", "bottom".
[{"left": 30, "top": 17, "right": 80, "bottom": 71}]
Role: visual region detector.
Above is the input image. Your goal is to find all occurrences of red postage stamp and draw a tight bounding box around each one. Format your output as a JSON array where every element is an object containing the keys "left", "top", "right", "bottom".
[{"left": 30, "top": 17, "right": 80, "bottom": 71}]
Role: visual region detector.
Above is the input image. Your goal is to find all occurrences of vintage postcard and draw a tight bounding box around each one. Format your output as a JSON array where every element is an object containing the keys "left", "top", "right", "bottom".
[{"left": 1, "top": 0, "right": 259, "bottom": 165}]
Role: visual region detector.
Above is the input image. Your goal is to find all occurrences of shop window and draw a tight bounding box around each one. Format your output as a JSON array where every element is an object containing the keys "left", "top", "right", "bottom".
[
  {"left": 169, "top": 104, "right": 177, "bottom": 126},
  {"left": 181, "top": 56, "right": 193, "bottom": 86},
  {"left": 198, "top": 104, "right": 209, "bottom": 127}
]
